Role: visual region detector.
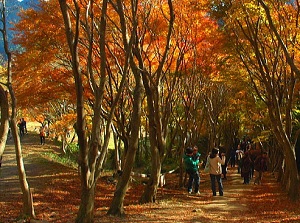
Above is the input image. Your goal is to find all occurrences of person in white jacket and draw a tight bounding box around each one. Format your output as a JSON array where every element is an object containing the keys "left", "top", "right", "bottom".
[{"left": 207, "top": 147, "right": 226, "bottom": 196}]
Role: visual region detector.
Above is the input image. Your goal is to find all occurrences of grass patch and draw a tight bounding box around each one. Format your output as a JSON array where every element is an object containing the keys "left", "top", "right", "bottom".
[{"left": 43, "top": 143, "right": 79, "bottom": 169}]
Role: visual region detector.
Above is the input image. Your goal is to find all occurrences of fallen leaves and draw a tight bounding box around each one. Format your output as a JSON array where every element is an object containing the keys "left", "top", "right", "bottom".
[{"left": 2, "top": 136, "right": 300, "bottom": 222}]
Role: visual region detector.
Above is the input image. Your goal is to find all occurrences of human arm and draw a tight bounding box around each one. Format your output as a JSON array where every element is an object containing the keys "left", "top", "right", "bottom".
[{"left": 218, "top": 154, "right": 226, "bottom": 165}]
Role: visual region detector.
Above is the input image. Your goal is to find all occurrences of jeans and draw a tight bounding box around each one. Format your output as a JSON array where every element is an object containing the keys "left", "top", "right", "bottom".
[
  {"left": 187, "top": 171, "right": 200, "bottom": 193},
  {"left": 210, "top": 174, "right": 223, "bottom": 196}
]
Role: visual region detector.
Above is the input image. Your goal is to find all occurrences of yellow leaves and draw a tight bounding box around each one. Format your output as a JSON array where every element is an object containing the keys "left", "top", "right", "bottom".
[{"left": 51, "top": 113, "right": 77, "bottom": 136}]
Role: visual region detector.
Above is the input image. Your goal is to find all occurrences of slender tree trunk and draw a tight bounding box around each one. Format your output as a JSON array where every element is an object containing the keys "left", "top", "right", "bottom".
[
  {"left": 11, "top": 117, "right": 35, "bottom": 218},
  {"left": 1, "top": 0, "right": 35, "bottom": 218},
  {"left": 107, "top": 71, "right": 143, "bottom": 216},
  {"left": 0, "top": 85, "right": 9, "bottom": 156},
  {"left": 179, "top": 146, "right": 185, "bottom": 188},
  {"left": 112, "top": 128, "right": 121, "bottom": 171}
]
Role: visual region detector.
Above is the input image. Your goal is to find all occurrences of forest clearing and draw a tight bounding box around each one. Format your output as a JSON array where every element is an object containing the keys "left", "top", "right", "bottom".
[{"left": 1, "top": 132, "right": 300, "bottom": 223}]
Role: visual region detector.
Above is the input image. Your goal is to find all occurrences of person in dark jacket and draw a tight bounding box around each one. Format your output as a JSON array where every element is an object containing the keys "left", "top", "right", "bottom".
[
  {"left": 184, "top": 147, "right": 200, "bottom": 195},
  {"left": 241, "top": 151, "right": 252, "bottom": 184},
  {"left": 229, "top": 148, "right": 236, "bottom": 167},
  {"left": 254, "top": 152, "right": 268, "bottom": 185}
]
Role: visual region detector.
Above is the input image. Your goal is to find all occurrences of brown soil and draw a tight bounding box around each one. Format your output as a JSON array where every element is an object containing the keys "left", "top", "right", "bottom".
[{"left": 1, "top": 130, "right": 300, "bottom": 223}]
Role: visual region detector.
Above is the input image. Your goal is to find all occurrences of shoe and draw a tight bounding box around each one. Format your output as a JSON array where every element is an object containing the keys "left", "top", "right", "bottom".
[
  {"left": 188, "top": 191, "right": 192, "bottom": 195},
  {"left": 195, "top": 192, "right": 200, "bottom": 196}
]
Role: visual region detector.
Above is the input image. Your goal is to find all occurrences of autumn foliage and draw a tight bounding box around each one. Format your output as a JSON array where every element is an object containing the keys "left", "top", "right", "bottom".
[{"left": 2, "top": 0, "right": 300, "bottom": 221}]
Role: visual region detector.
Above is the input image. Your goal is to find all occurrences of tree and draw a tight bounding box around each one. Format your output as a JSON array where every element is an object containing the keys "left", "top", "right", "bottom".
[
  {"left": 0, "top": 0, "right": 35, "bottom": 219},
  {"left": 59, "top": 0, "right": 134, "bottom": 221},
  {"left": 223, "top": 0, "right": 300, "bottom": 200}
]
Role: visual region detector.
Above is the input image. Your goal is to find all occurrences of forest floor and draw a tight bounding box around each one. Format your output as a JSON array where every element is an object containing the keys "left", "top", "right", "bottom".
[{"left": 1, "top": 127, "right": 300, "bottom": 222}]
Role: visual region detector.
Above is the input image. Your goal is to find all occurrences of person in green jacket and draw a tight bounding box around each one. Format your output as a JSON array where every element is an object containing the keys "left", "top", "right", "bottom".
[{"left": 184, "top": 147, "right": 200, "bottom": 195}]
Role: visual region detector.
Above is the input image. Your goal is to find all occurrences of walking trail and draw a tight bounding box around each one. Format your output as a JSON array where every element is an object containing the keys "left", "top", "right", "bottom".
[{"left": 1, "top": 131, "right": 300, "bottom": 222}]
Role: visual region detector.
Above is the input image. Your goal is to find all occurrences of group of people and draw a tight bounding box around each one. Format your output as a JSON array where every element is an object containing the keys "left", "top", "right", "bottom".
[
  {"left": 184, "top": 146, "right": 201, "bottom": 195},
  {"left": 184, "top": 141, "right": 269, "bottom": 197},
  {"left": 16, "top": 117, "right": 49, "bottom": 145},
  {"left": 184, "top": 146, "right": 226, "bottom": 196},
  {"left": 238, "top": 146, "right": 268, "bottom": 185},
  {"left": 17, "top": 118, "right": 27, "bottom": 137}
]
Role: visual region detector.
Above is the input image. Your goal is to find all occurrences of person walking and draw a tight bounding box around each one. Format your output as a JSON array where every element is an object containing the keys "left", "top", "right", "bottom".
[
  {"left": 241, "top": 151, "right": 252, "bottom": 184},
  {"left": 229, "top": 147, "right": 236, "bottom": 167},
  {"left": 18, "top": 118, "right": 27, "bottom": 137},
  {"left": 236, "top": 145, "right": 244, "bottom": 173},
  {"left": 254, "top": 152, "right": 268, "bottom": 185},
  {"left": 207, "top": 147, "right": 226, "bottom": 196},
  {"left": 39, "top": 125, "right": 46, "bottom": 145},
  {"left": 184, "top": 147, "right": 200, "bottom": 195}
]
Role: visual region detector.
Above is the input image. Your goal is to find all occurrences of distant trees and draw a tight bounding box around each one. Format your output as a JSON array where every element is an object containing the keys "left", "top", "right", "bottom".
[{"left": 209, "top": 0, "right": 300, "bottom": 200}]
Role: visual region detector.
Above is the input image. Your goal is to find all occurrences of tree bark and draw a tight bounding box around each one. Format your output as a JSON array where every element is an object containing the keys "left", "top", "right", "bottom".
[
  {"left": 0, "top": 85, "right": 9, "bottom": 157},
  {"left": 139, "top": 147, "right": 161, "bottom": 203},
  {"left": 76, "top": 183, "right": 96, "bottom": 222}
]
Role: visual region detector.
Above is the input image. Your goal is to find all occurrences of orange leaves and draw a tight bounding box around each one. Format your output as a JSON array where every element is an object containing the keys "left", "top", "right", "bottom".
[
  {"left": 51, "top": 113, "right": 76, "bottom": 137},
  {"left": 12, "top": 0, "right": 73, "bottom": 110}
]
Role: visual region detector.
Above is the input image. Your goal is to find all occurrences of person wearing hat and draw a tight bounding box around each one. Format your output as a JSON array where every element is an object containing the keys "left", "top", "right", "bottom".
[{"left": 184, "top": 147, "right": 200, "bottom": 195}]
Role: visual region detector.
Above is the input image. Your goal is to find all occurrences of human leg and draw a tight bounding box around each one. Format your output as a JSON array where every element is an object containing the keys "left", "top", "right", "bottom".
[
  {"left": 210, "top": 174, "right": 217, "bottom": 196},
  {"left": 249, "top": 167, "right": 253, "bottom": 179},
  {"left": 216, "top": 174, "right": 223, "bottom": 196},
  {"left": 245, "top": 173, "right": 250, "bottom": 184},
  {"left": 40, "top": 136, "right": 45, "bottom": 145},
  {"left": 237, "top": 160, "right": 241, "bottom": 173},
  {"left": 194, "top": 171, "right": 200, "bottom": 193},
  {"left": 258, "top": 171, "right": 263, "bottom": 184},
  {"left": 187, "top": 172, "right": 194, "bottom": 193}
]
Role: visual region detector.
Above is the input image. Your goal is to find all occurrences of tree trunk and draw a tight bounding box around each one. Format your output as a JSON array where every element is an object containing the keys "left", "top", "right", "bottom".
[
  {"left": 285, "top": 145, "right": 299, "bottom": 200},
  {"left": 140, "top": 147, "right": 161, "bottom": 203},
  {"left": 0, "top": 85, "right": 9, "bottom": 156},
  {"left": 11, "top": 119, "right": 35, "bottom": 218},
  {"left": 107, "top": 66, "right": 143, "bottom": 216},
  {"left": 179, "top": 146, "right": 185, "bottom": 188},
  {"left": 112, "top": 129, "right": 121, "bottom": 171},
  {"left": 107, "top": 179, "right": 127, "bottom": 216},
  {"left": 76, "top": 183, "right": 96, "bottom": 222}
]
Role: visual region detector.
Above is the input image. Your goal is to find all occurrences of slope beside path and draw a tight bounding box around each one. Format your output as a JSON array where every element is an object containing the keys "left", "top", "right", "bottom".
[{"left": 1, "top": 132, "right": 300, "bottom": 222}]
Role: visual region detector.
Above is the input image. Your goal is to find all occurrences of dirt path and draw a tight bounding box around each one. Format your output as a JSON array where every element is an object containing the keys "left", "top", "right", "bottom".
[{"left": 1, "top": 132, "right": 300, "bottom": 222}]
